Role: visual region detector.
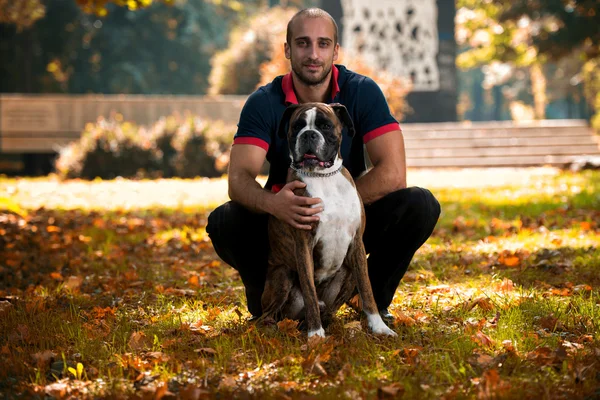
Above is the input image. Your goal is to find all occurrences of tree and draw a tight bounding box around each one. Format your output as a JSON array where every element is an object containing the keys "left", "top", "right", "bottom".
[
  {"left": 0, "top": 0, "right": 253, "bottom": 94},
  {"left": 0, "top": 0, "right": 45, "bottom": 30},
  {"left": 493, "top": 0, "right": 600, "bottom": 61},
  {"left": 456, "top": 0, "right": 550, "bottom": 119}
]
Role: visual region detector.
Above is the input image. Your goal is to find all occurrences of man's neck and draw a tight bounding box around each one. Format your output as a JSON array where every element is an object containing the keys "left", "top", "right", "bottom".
[{"left": 292, "top": 71, "right": 332, "bottom": 103}]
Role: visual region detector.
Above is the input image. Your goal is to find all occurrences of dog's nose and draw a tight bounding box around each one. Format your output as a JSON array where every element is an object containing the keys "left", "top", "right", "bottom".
[{"left": 306, "top": 130, "right": 319, "bottom": 140}]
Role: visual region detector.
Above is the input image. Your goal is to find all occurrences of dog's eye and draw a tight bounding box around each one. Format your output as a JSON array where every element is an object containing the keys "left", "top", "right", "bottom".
[
  {"left": 321, "top": 123, "right": 332, "bottom": 130},
  {"left": 293, "top": 121, "right": 306, "bottom": 132}
]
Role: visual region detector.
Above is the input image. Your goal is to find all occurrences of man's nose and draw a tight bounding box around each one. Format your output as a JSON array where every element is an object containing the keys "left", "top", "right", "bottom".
[{"left": 309, "top": 43, "right": 319, "bottom": 59}]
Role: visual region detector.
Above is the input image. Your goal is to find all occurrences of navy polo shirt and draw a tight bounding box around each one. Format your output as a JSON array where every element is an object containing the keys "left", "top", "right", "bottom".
[{"left": 233, "top": 64, "right": 401, "bottom": 191}]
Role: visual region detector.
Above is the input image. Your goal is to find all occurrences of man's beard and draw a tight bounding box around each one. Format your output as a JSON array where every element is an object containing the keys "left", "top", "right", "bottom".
[{"left": 291, "top": 59, "right": 333, "bottom": 86}]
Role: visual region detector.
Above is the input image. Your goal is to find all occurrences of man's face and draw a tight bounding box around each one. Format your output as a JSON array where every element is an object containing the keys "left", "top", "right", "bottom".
[{"left": 285, "top": 16, "right": 339, "bottom": 87}]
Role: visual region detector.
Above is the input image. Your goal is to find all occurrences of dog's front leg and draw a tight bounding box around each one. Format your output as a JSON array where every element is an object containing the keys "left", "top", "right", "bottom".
[
  {"left": 295, "top": 239, "right": 324, "bottom": 338},
  {"left": 346, "top": 236, "right": 397, "bottom": 337}
]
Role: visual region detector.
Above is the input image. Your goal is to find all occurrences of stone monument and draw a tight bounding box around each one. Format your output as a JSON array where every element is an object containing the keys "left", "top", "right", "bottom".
[{"left": 320, "top": 0, "right": 457, "bottom": 122}]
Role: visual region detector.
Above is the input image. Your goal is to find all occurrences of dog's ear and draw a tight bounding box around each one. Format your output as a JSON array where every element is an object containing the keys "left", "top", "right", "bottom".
[
  {"left": 330, "top": 103, "right": 355, "bottom": 137},
  {"left": 277, "top": 104, "right": 301, "bottom": 138}
]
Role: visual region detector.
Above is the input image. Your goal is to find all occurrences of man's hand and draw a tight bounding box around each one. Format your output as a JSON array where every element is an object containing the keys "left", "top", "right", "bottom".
[{"left": 269, "top": 181, "right": 323, "bottom": 230}]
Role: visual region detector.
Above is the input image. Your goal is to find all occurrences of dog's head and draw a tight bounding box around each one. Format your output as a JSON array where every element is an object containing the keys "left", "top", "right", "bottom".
[{"left": 277, "top": 102, "right": 355, "bottom": 171}]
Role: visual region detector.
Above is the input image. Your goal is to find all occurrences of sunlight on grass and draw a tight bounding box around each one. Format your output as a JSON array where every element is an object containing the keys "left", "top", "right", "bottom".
[{"left": 0, "top": 169, "right": 599, "bottom": 398}]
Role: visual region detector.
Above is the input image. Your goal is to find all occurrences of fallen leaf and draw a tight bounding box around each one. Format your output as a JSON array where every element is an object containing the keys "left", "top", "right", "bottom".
[
  {"left": 471, "top": 331, "right": 494, "bottom": 347},
  {"left": 478, "top": 369, "right": 511, "bottom": 399},
  {"left": 378, "top": 382, "right": 405, "bottom": 398},
  {"left": 64, "top": 276, "right": 83, "bottom": 290},
  {"left": 218, "top": 375, "right": 237, "bottom": 391},
  {"left": 32, "top": 350, "right": 57, "bottom": 368},
  {"left": 498, "top": 255, "right": 520, "bottom": 268},
  {"left": 189, "top": 320, "right": 213, "bottom": 335},
  {"left": 502, "top": 340, "right": 516, "bottom": 353},
  {"left": 427, "top": 284, "right": 451, "bottom": 293},
  {"left": 343, "top": 321, "right": 362, "bottom": 330},
  {"left": 128, "top": 331, "right": 151, "bottom": 351},
  {"left": 538, "top": 314, "right": 565, "bottom": 331},
  {"left": 402, "top": 347, "right": 423, "bottom": 365},
  {"left": 277, "top": 319, "right": 301, "bottom": 337},
  {"left": 493, "top": 278, "right": 514, "bottom": 293},
  {"left": 188, "top": 275, "right": 200, "bottom": 287},
  {"left": 395, "top": 312, "right": 417, "bottom": 326},
  {"left": 50, "top": 272, "right": 63, "bottom": 280},
  {"left": 194, "top": 348, "right": 217, "bottom": 357},
  {"left": 463, "top": 296, "right": 494, "bottom": 312}
]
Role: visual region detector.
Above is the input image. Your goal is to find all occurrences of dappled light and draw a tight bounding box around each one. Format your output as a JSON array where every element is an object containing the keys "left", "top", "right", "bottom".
[{"left": 1, "top": 169, "right": 599, "bottom": 398}]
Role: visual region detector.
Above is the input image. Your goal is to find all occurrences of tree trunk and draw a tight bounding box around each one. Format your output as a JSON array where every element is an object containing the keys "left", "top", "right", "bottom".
[{"left": 530, "top": 61, "right": 547, "bottom": 120}]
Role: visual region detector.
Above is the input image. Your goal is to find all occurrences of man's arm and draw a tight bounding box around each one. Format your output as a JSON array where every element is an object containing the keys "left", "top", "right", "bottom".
[
  {"left": 354, "top": 130, "right": 407, "bottom": 205},
  {"left": 228, "top": 144, "right": 323, "bottom": 230}
]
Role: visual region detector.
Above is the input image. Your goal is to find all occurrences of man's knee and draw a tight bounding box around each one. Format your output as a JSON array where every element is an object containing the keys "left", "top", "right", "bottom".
[
  {"left": 207, "top": 201, "right": 269, "bottom": 251},
  {"left": 390, "top": 187, "right": 441, "bottom": 235},
  {"left": 408, "top": 187, "right": 440, "bottom": 228},
  {"left": 207, "top": 201, "right": 248, "bottom": 240}
]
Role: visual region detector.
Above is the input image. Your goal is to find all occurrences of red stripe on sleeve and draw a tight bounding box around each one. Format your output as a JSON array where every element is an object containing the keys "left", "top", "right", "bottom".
[
  {"left": 233, "top": 137, "right": 269, "bottom": 151},
  {"left": 362, "top": 123, "right": 401, "bottom": 143}
]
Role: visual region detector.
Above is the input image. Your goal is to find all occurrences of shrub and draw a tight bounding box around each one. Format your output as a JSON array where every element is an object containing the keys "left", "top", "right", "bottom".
[
  {"left": 55, "top": 113, "right": 235, "bottom": 180},
  {"left": 208, "top": 6, "right": 298, "bottom": 95}
]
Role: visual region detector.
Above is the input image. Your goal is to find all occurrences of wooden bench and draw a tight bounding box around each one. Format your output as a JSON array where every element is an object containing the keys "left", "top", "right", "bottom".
[
  {"left": 402, "top": 120, "right": 600, "bottom": 168},
  {"left": 1, "top": 95, "right": 598, "bottom": 170}
]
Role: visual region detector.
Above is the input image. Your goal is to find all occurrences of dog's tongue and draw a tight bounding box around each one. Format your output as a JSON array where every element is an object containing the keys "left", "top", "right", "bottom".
[{"left": 301, "top": 154, "right": 329, "bottom": 168}]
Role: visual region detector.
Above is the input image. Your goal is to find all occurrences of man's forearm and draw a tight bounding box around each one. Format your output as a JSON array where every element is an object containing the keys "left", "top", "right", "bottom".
[
  {"left": 228, "top": 172, "right": 274, "bottom": 214},
  {"left": 355, "top": 164, "right": 406, "bottom": 205}
]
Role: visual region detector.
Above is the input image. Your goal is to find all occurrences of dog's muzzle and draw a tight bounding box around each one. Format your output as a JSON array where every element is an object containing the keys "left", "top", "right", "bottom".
[{"left": 294, "top": 129, "right": 334, "bottom": 168}]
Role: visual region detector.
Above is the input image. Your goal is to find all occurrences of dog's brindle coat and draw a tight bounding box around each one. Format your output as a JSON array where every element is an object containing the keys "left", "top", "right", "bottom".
[{"left": 260, "top": 102, "right": 397, "bottom": 338}]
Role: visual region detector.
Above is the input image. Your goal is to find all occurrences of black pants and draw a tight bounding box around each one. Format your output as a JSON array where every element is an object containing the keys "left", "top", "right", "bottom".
[{"left": 206, "top": 187, "right": 441, "bottom": 316}]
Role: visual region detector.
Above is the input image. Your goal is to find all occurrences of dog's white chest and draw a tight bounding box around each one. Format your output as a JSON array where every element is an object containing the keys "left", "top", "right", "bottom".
[{"left": 303, "top": 173, "right": 362, "bottom": 282}]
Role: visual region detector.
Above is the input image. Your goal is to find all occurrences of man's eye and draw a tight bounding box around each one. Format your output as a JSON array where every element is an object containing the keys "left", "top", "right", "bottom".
[{"left": 319, "top": 42, "right": 330, "bottom": 47}]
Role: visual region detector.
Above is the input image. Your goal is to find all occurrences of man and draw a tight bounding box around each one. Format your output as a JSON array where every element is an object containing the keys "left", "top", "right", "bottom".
[{"left": 207, "top": 8, "right": 440, "bottom": 320}]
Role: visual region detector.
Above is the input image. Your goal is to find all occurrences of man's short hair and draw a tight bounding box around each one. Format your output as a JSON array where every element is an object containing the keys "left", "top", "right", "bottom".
[{"left": 286, "top": 8, "right": 339, "bottom": 45}]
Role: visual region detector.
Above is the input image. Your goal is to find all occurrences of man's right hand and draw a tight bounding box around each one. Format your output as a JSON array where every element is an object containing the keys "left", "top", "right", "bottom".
[{"left": 269, "top": 181, "right": 323, "bottom": 230}]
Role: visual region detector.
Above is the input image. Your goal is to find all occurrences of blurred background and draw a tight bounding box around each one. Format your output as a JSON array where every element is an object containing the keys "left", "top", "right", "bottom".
[{"left": 0, "top": 0, "right": 599, "bottom": 177}]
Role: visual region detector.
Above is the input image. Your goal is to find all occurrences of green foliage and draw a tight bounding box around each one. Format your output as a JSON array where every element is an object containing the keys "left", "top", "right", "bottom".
[
  {"left": 0, "top": 0, "right": 238, "bottom": 94},
  {"left": 0, "top": 0, "right": 45, "bottom": 30},
  {"left": 494, "top": 0, "right": 600, "bottom": 61},
  {"left": 457, "top": 0, "right": 600, "bottom": 66},
  {"left": 208, "top": 6, "right": 298, "bottom": 95},
  {"left": 55, "top": 114, "right": 235, "bottom": 180}
]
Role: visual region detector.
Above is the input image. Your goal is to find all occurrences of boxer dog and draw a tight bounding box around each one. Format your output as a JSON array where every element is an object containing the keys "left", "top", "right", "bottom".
[{"left": 260, "top": 102, "right": 397, "bottom": 338}]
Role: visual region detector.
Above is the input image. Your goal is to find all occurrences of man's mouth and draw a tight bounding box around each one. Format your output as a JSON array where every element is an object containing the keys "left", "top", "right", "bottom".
[{"left": 304, "top": 64, "right": 321, "bottom": 71}]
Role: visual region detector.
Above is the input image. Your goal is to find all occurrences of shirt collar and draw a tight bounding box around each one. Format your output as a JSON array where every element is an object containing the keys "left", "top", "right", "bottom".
[{"left": 282, "top": 64, "right": 340, "bottom": 105}]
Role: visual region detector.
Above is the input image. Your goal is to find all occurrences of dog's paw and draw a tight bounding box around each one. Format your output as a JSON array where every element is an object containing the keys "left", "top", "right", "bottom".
[
  {"left": 371, "top": 324, "right": 398, "bottom": 337},
  {"left": 367, "top": 313, "right": 398, "bottom": 337},
  {"left": 307, "top": 327, "right": 326, "bottom": 338}
]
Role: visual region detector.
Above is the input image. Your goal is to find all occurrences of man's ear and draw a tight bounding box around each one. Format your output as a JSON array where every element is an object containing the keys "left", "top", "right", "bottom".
[
  {"left": 277, "top": 104, "right": 301, "bottom": 138},
  {"left": 330, "top": 103, "right": 355, "bottom": 137},
  {"left": 284, "top": 43, "right": 291, "bottom": 59}
]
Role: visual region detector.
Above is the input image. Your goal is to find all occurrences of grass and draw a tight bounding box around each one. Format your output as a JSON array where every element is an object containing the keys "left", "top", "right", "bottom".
[{"left": 0, "top": 169, "right": 599, "bottom": 399}]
